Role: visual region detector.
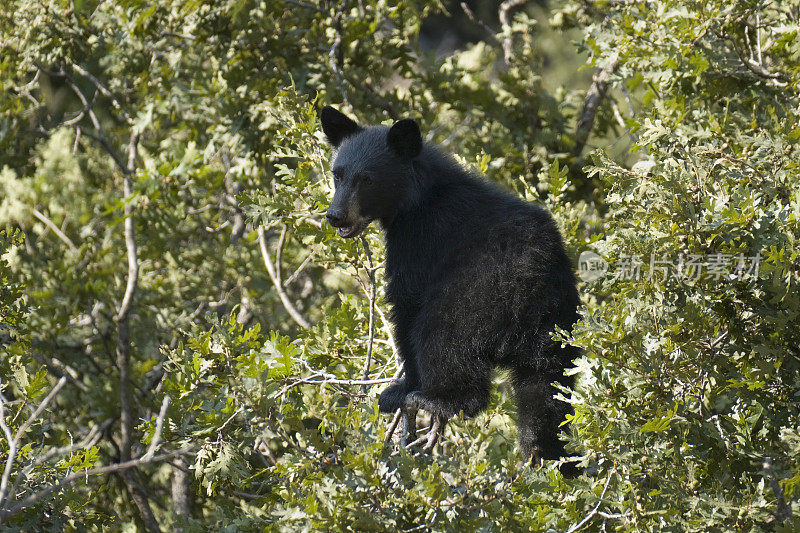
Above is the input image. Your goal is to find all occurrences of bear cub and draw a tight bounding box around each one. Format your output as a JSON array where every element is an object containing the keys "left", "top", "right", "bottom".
[{"left": 321, "top": 106, "right": 580, "bottom": 464}]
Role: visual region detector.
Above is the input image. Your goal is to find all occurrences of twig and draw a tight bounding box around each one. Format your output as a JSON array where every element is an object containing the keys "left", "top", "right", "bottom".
[
  {"left": 763, "top": 457, "right": 792, "bottom": 523},
  {"left": 28, "top": 351, "right": 88, "bottom": 393},
  {"left": 499, "top": 0, "right": 527, "bottom": 64},
  {"left": 609, "top": 99, "right": 627, "bottom": 132},
  {"left": 114, "top": 132, "right": 140, "bottom": 322},
  {"left": 375, "top": 305, "right": 398, "bottom": 364},
  {"left": 460, "top": 3, "right": 501, "bottom": 47},
  {"left": 572, "top": 59, "right": 619, "bottom": 157},
  {"left": 73, "top": 126, "right": 81, "bottom": 154},
  {"left": 143, "top": 397, "right": 170, "bottom": 460},
  {"left": 282, "top": 0, "right": 322, "bottom": 12},
  {"left": 257, "top": 226, "right": 311, "bottom": 329},
  {"left": 360, "top": 237, "right": 377, "bottom": 392},
  {"left": 3, "top": 448, "right": 191, "bottom": 520},
  {"left": 31, "top": 208, "right": 77, "bottom": 251},
  {"left": 274, "top": 376, "right": 394, "bottom": 398},
  {"left": 329, "top": 14, "right": 349, "bottom": 105},
  {"left": 283, "top": 252, "right": 314, "bottom": 287},
  {"left": 5, "top": 420, "right": 107, "bottom": 510},
  {"left": 62, "top": 72, "right": 130, "bottom": 174},
  {"left": 0, "top": 377, "right": 67, "bottom": 513},
  {"left": 384, "top": 409, "right": 403, "bottom": 444},
  {"left": 275, "top": 225, "right": 288, "bottom": 286},
  {"left": 70, "top": 63, "right": 132, "bottom": 124},
  {"left": 22, "top": 422, "right": 104, "bottom": 473},
  {"left": 565, "top": 468, "right": 615, "bottom": 533},
  {"left": 217, "top": 406, "right": 243, "bottom": 434}
]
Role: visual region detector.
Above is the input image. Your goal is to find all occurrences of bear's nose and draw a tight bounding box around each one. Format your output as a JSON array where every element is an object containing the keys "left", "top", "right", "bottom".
[{"left": 326, "top": 210, "right": 344, "bottom": 227}]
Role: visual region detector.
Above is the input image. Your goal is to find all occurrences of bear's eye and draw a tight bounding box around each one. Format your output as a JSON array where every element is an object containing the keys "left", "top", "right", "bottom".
[{"left": 332, "top": 169, "right": 343, "bottom": 185}]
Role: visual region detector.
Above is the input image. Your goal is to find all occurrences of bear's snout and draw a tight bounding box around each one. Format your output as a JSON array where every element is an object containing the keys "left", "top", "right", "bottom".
[{"left": 326, "top": 209, "right": 345, "bottom": 227}]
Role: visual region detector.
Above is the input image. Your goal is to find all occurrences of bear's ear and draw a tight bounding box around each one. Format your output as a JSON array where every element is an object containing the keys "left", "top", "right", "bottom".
[
  {"left": 320, "top": 106, "right": 362, "bottom": 148},
  {"left": 387, "top": 118, "right": 422, "bottom": 159}
]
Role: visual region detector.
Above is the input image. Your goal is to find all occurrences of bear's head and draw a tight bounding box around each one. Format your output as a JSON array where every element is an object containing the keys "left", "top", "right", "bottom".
[{"left": 320, "top": 106, "right": 422, "bottom": 238}]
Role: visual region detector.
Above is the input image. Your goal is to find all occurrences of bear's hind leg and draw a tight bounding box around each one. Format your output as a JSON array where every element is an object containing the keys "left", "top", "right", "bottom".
[{"left": 512, "top": 369, "right": 572, "bottom": 464}]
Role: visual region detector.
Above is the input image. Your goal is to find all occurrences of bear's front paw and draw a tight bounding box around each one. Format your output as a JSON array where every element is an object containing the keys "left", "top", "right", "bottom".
[{"left": 378, "top": 380, "right": 407, "bottom": 413}]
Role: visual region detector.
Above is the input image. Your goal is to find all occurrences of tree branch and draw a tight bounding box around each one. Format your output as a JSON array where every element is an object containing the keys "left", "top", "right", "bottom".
[
  {"left": 31, "top": 208, "right": 77, "bottom": 251},
  {"left": 257, "top": 226, "right": 311, "bottom": 329},
  {"left": 461, "top": 3, "right": 502, "bottom": 48},
  {"left": 572, "top": 59, "right": 619, "bottom": 157},
  {"left": 565, "top": 468, "right": 616, "bottom": 533},
  {"left": 143, "top": 396, "right": 170, "bottom": 460},
  {"left": 499, "top": 0, "right": 527, "bottom": 64},
  {"left": 6, "top": 419, "right": 109, "bottom": 514},
  {"left": 283, "top": 252, "right": 314, "bottom": 287},
  {"left": 171, "top": 455, "right": 192, "bottom": 523},
  {"left": 384, "top": 409, "right": 403, "bottom": 444},
  {"left": 274, "top": 373, "right": 394, "bottom": 399},
  {"left": 62, "top": 71, "right": 130, "bottom": 174},
  {"left": 108, "top": 131, "right": 157, "bottom": 532},
  {"left": 114, "top": 132, "right": 140, "bottom": 323},
  {"left": 70, "top": 62, "right": 133, "bottom": 124},
  {"left": 359, "top": 237, "right": 377, "bottom": 392},
  {"left": 0, "top": 377, "right": 67, "bottom": 513},
  {"left": 763, "top": 457, "right": 792, "bottom": 523},
  {"left": 3, "top": 448, "right": 190, "bottom": 521}
]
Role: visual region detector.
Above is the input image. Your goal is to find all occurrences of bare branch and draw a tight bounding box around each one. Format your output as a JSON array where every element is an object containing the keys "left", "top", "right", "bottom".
[
  {"left": 171, "top": 455, "right": 193, "bottom": 520},
  {"left": 13, "top": 376, "right": 67, "bottom": 444},
  {"left": 257, "top": 226, "right": 311, "bottom": 329},
  {"left": 565, "top": 468, "right": 616, "bottom": 533},
  {"left": 32, "top": 352, "right": 87, "bottom": 392},
  {"left": 374, "top": 304, "right": 399, "bottom": 364},
  {"left": 282, "top": 0, "right": 322, "bottom": 12},
  {"left": 144, "top": 397, "right": 170, "bottom": 460},
  {"left": 0, "top": 377, "right": 67, "bottom": 512},
  {"left": 572, "top": 59, "right": 619, "bottom": 157},
  {"left": 461, "top": 3, "right": 502, "bottom": 48},
  {"left": 763, "top": 457, "right": 792, "bottom": 523},
  {"left": 104, "top": 131, "right": 157, "bottom": 531},
  {"left": 217, "top": 406, "right": 243, "bottom": 434},
  {"left": 70, "top": 63, "right": 133, "bottom": 124},
  {"left": 3, "top": 448, "right": 191, "bottom": 521},
  {"left": 62, "top": 72, "right": 130, "bottom": 174},
  {"left": 274, "top": 375, "right": 394, "bottom": 399},
  {"left": 114, "top": 132, "right": 140, "bottom": 322},
  {"left": 328, "top": 13, "right": 349, "bottom": 105},
  {"left": 283, "top": 252, "right": 314, "bottom": 287},
  {"left": 275, "top": 225, "right": 288, "bottom": 286},
  {"left": 359, "top": 237, "right": 377, "bottom": 392},
  {"left": 384, "top": 409, "right": 403, "bottom": 444},
  {"left": 7, "top": 420, "right": 108, "bottom": 510},
  {"left": 401, "top": 408, "right": 417, "bottom": 447},
  {"left": 499, "top": 0, "right": 527, "bottom": 64},
  {"left": 22, "top": 422, "right": 104, "bottom": 473},
  {"left": 31, "top": 208, "right": 77, "bottom": 251}
]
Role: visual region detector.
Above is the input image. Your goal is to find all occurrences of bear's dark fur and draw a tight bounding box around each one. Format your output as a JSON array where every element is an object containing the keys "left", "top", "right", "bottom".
[{"left": 321, "top": 107, "right": 580, "bottom": 463}]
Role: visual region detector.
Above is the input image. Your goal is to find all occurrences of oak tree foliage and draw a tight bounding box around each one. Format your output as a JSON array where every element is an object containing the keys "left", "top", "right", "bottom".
[{"left": 0, "top": 0, "right": 798, "bottom": 530}]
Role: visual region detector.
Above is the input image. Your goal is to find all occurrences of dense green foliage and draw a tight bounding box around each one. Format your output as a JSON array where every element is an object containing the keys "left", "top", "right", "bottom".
[{"left": 0, "top": 0, "right": 798, "bottom": 530}]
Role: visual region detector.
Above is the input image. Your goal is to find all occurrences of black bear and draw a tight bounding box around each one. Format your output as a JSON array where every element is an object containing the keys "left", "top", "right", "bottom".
[{"left": 320, "top": 106, "right": 580, "bottom": 465}]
